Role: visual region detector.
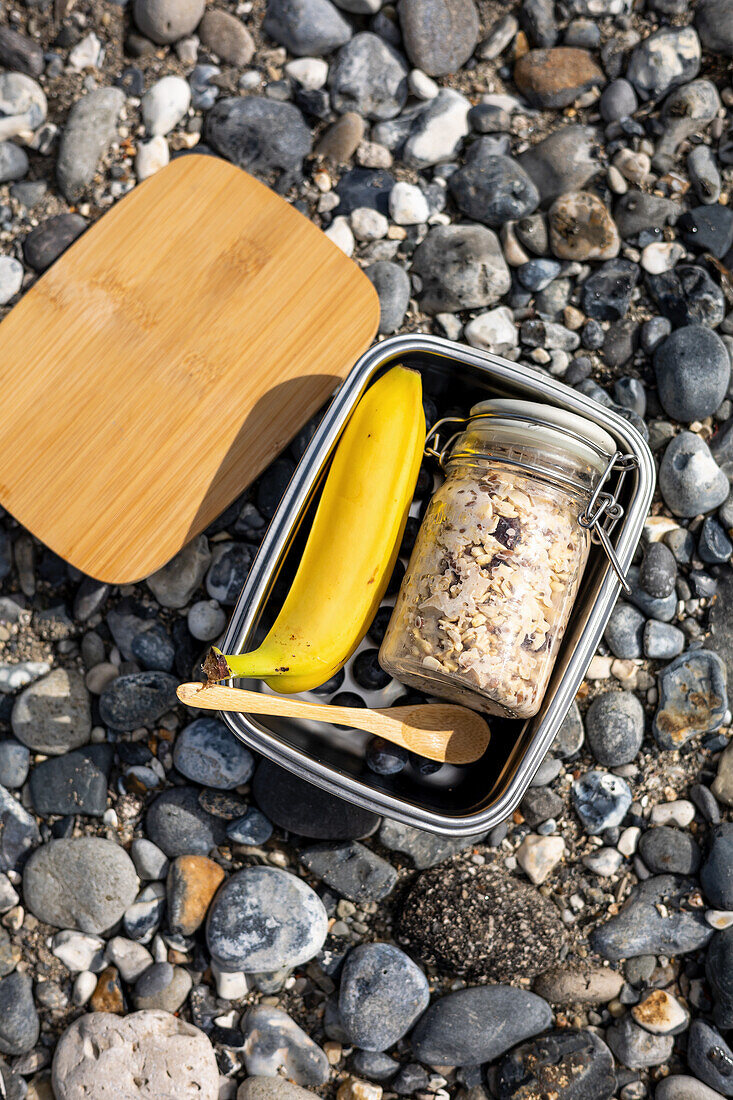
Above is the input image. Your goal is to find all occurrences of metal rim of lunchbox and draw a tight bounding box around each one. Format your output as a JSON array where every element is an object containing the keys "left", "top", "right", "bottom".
[{"left": 217, "top": 334, "right": 656, "bottom": 836}]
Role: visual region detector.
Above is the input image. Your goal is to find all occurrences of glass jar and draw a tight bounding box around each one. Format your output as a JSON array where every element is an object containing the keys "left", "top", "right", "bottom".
[{"left": 379, "top": 399, "right": 617, "bottom": 719}]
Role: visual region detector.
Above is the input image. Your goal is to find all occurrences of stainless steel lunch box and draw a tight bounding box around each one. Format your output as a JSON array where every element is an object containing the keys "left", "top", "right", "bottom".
[{"left": 219, "top": 334, "right": 655, "bottom": 835}]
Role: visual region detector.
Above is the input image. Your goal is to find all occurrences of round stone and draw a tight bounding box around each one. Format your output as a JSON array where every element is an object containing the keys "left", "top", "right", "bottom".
[
  {"left": 23, "top": 838, "right": 138, "bottom": 933},
  {"left": 514, "top": 47, "right": 604, "bottom": 108},
  {"left": 643, "top": 621, "right": 685, "bottom": 661},
  {"left": 659, "top": 432, "right": 729, "bottom": 518},
  {"left": 12, "top": 668, "right": 91, "bottom": 755},
  {"left": 639, "top": 826, "right": 700, "bottom": 876},
  {"left": 198, "top": 9, "right": 255, "bottom": 65},
  {"left": 206, "top": 866, "right": 328, "bottom": 972},
  {"left": 606, "top": 1013, "right": 674, "bottom": 1069},
  {"left": 0, "top": 972, "right": 39, "bottom": 1056},
  {"left": 647, "top": 264, "right": 725, "bottom": 329},
  {"left": 571, "top": 771, "right": 632, "bottom": 834},
  {"left": 145, "top": 788, "right": 227, "bottom": 858},
  {"left": 99, "top": 671, "right": 178, "bottom": 731},
  {"left": 411, "top": 224, "right": 511, "bottom": 313},
  {"left": 627, "top": 25, "right": 701, "bottom": 101},
  {"left": 242, "top": 1006, "right": 329, "bottom": 1086},
  {"left": 0, "top": 256, "right": 23, "bottom": 306},
  {"left": 329, "top": 33, "right": 408, "bottom": 121},
  {"left": 167, "top": 854, "right": 225, "bottom": 936},
  {"left": 339, "top": 943, "right": 430, "bottom": 1051},
  {"left": 548, "top": 190, "right": 620, "bottom": 261},
  {"left": 603, "top": 602, "right": 645, "bottom": 659},
  {"left": 398, "top": 0, "right": 479, "bottom": 77},
  {"left": 263, "top": 0, "right": 352, "bottom": 57},
  {"left": 410, "top": 985, "right": 552, "bottom": 1065},
  {"left": 653, "top": 650, "right": 728, "bottom": 750},
  {"left": 188, "top": 600, "right": 227, "bottom": 641},
  {"left": 56, "top": 87, "right": 124, "bottom": 203},
  {"left": 687, "top": 1020, "right": 733, "bottom": 1095},
  {"left": 238, "top": 1082, "right": 321, "bottom": 1100},
  {"left": 701, "top": 823, "right": 733, "bottom": 910},
  {"left": 133, "top": 963, "right": 192, "bottom": 1013},
  {"left": 654, "top": 326, "right": 730, "bottom": 423},
  {"left": 173, "top": 718, "right": 255, "bottom": 790},
  {"left": 396, "top": 857, "right": 568, "bottom": 981},
  {"left": 0, "top": 740, "right": 29, "bottom": 789},
  {"left": 532, "top": 966, "right": 624, "bottom": 1005},
  {"left": 639, "top": 541, "right": 677, "bottom": 599},
  {"left": 600, "top": 77, "right": 637, "bottom": 121},
  {"left": 365, "top": 261, "right": 410, "bottom": 335},
  {"left": 133, "top": 0, "right": 205, "bottom": 43},
  {"left": 585, "top": 691, "right": 645, "bottom": 766},
  {"left": 449, "top": 146, "right": 539, "bottom": 228},
  {"left": 205, "top": 98, "right": 312, "bottom": 189},
  {"left": 696, "top": 0, "right": 733, "bottom": 56},
  {"left": 52, "top": 1010, "right": 219, "bottom": 1100},
  {"left": 495, "top": 1028, "right": 616, "bottom": 1100},
  {"left": 29, "top": 745, "right": 112, "bottom": 817},
  {"left": 226, "top": 808, "right": 274, "bottom": 846},
  {"left": 657, "top": 1078, "right": 732, "bottom": 1100}
]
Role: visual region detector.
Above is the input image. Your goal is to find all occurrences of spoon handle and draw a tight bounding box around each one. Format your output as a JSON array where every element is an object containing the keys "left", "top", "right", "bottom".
[{"left": 176, "top": 682, "right": 469, "bottom": 763}]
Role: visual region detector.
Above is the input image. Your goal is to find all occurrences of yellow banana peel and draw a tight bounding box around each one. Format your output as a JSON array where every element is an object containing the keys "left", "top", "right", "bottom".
[{"left": 204, "top": 365, "right": 425, "bottom": 693}]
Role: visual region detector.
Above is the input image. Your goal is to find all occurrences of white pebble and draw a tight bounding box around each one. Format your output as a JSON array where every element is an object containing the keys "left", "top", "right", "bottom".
[
  {"left": 85, "top": 662, "right": 119, "bottom": 695},
  {"left": 176, "top": 35, "right": 200, "bottom": 64},
  {"left": 102, "top": 808, "right": 118, "bottom": 827},
  {"left": 618, "top": 826, "right": 641, "bottom": 857},
  {"left": 641, "top": 240, "right": 685, "bottom": 274},
  {"left": 613, "top": 148, "right": 651, "bottom": 184},
  {"left": 516, "top": 834, "right": 565, "bottom": 885},
  {"left": 607, "top": 164, "right": 628, "bottom": 194},
  {"left": 106, "top": 937, "right": 154, "bottom": 982},
  {"left": 706, "top": 910, "right": 733, "bottom": 929},
  {"left": 350, "top": 207, "right": 389, "bottom": 242},
  {"left": 325, "top": 216, "right": 354, "bottom": 257},
  {"left": 239, "top": 70, "right": 261, "bottom": 90},
  {"left": 284, "top": 58, "right": 328, "bottom": 91},
  {"left": 68, "top": 32, "right": 103, "bottom": 71},
  {"left": 643, "top": 516, "right": 679, "bottom": 542},
  {"left": 632, "top": 989, "right": 689, "bottom": 1035},
  {"left": 435, "top": 312, "right": 462, "bottom": 341},
  {"left": 211, "top": 960, "right": 248, "bottom": 999},
  {"left": 187, "top": 599, "right": 227, "bottom": 641},
  {"left": 72, "top": 970, "right": 97, "bottom": 1007},
  {"left": 0, "top": 256, "right": 24, "bottom": 306},
  {"left": 586, "top": 655, "right": 613, "bottom": 679},
  {"left": 389, "top": 181, "right": 429, "bottom": 225},
  {"left": 464, "top": 306, "right": 517, "bottom": 354},
  {"left": 0, "top": 660, "right": 50, "bottom": 694},
  {"left": 650, "top": 799, "right": 695, "bottom": 827},
  {"left": 408, "top": 69, "right": 439, "bottom": 100},
  {"left": 151, "top": 935, "right": 168, "bottom": 963},
  {"left": 582, "top": 847, "right": 623, "bottom": 877},
  {"left": 141, "top": 76, "right": 191, "bottom": 137},
  {"left": 135, "top": 135, "right": 170, "bottom": 181},
  {"left": 52, "top": 931, "right": 106, "bottom": 973}
]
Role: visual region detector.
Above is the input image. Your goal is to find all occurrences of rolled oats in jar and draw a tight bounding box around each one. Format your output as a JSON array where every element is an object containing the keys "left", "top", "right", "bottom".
[{"left": 379, "top": 399, "right": 617, "bottom": 719}]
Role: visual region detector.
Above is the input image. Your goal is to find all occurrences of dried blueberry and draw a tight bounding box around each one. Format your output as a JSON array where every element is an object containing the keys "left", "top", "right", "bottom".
[
  {"left": 400, "top": 516, "right": 421, "bottom": 558},
  {"left": 310, "top": 669, "right": 346, "bottom": 696},
  {"left": 368, "top": 605, "right": 394, "bottom": 646},
  {"left": 409, "top": 752, "right": 443, "bottom": 776},
  {"left": 331, "top": 691, "right": 366, "bottom": 730},
  {"left": 493, "top": 516, "right": 521, "bottom": 550},
  {"left": 385, "top": 559, "right": 405, "bottom": 597},
  {"left": 353, "top": 649, "right": 392, "bottom": 690},
  {"left": 366, "top": 737, "right": 409, "bottom": 775}
]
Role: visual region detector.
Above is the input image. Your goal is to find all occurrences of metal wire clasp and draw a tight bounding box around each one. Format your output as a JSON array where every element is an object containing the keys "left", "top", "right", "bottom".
[{"left": 424, "top": 414, "right": 639, "bottom": 595}]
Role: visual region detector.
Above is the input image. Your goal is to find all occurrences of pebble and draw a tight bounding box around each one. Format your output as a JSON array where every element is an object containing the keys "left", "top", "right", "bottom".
[
  {"left": 583, "top": 846, "right": 623, "bottom": 876},
  {"left": 0, "top": 72, "right": 46, "bottom": 142},
  {"left": 494, "top": 1028, "right": 616, "bottom": 1100},
  {"left": 654, "top": 326, "right": 730, "bottom": 423},
  {"left": 572, "top": 770, "right": 632, "bottom": 834},
  {"left": 253, "top": 759, "right": 380, "bottom": 839},
  {"left": 591, "top": 874, "right": 713, "bottom": 960},
  {"left": 0, "top": 972, "right": 39, "bottom": 1055},
  {"left": 586, "top": 690, "right": 644, "bottom": 766},
  {"left": 23, "top": 838, "right": 138, "bottom": 933},
  {"left": 106, "top": 937, "right": 154, "bottom": 983},
  {"left": 147, "top": 535, "right": 210, "bottom": 609},
  {"left": 242, "top": 1005, "right": 330, "bottom": 1086},
  {"left": 131, "top": 839, "right": 168, "bottom": 881},
  {"left": 239, "top": 1082, "right": 320, "bottom": 1100},
  {"left": 706, "top": 924, "right": 733, "bottom": 1028},
  {"left": 701, "top": 824, "right": 733, "bottom": 910},
  {"left": 173, "top": 718, "right": 254, "bottom": 790},
  {"left": 264, "top": 0, "right": 351, "bottom": 57},
  {"left": 133, "top": 962, "right": 192, "bottom": 1013},
  {"left": 659, "top": 432, "right": 729, "bottom": 518},
  {"left": 299, "top": 841, "right": 397, "bottom": 902},
  {"left": 532, "top": 965, "right": 624, "bottom": 1005},
  {"left": 632, "top": 989, "right": 689, "bottom": 1035},
  {"left": 316, "top": 112, "right": 364, "bottom": 163},
  {"left": 680, "top": 205, "right": 733, "bottom": 260},
  {"left": 0, "top": 27, "right": 44, "bottom": 77},
  {"left": 52, "top": 1010, "right": 219, "bottom": 1099},
  {"left": 712, "top": 743, "right": 733, "bottom": 808},
  {"left": 56, "top": 87, "right": 124, "bottom": 202},
  {"left": 449, "top": 147, "right": 539, "bottom": 228},
  {"left": 0, "top": 783, "right": 39, "bottom": 872},
  {"left": 389, "top": 181, "right": 429, "bottom": 225},
  {"left": 549, "top": 190, "right": 619, "bottom": 261},
  {"left": 145, "top": 787, "right": 226, "bottom": 858},
  {"left": 29, "top": 745, "right": 112, "bottom": 817},
  {"left": 515, "top": 833, "right": 565, "bottom": 884},
  {"left": 552, "top": 700, "right": 584, "bottom": 757},
  {"left": 398, "top": 0, "right": 479, "bottom": 77},
  {"left": 379, "top": 819, "right": 486, "bottom": 868},
  {"left": 687, "top": 1020, "right": 733, "bottom": 1096},
  {"left": 167, "top": 854, "right": 225, "bottom": 936},
  {"left": 0, "top": 141, "right": 28, "bottom": 183},
  {"left": 12, "top": 668, "right": 91, "bottom": 755},
  {"left": 227, "top": 808, "right": 273, "bottom": 846},
  {"left": 653, "top": 650, "right": 728, "bottom": 749},
  {"left": 339, "top": 943, "right": 429, "bottom": 1050},
  {"left": 133, "top": 0, "right": 206, "bottom": 44},
  {"left": 205, "top": 542, "right": 254, "bottom": 604},
  {"left": 410, "top": 985, "right": 552, "bottom": 1065},
  {"left": 329, "top": 34, "right": 407, "bottom": 121},
  {"left": 627, "top": 25, "right": 701, "bottom": 101},
  {"left": 689, "top": 145, "right": 722, "bottom": 205},
  {"left": 514, "top": 47, "right": 604, "bottom": 108},
  {"left": 0, "top": 256, "right": 23, "bottom": 305},
  {"left": 604, "top": 602, "right": 645, "bottom": 660},
  {"left": 136, "top": 134, "right": 170, "bottom": 181},
  {"left": 365, "top": 261, "right": 410, "bottom": 334},
  {"left": 206, "top": 865, "right": 328, "bottom": 971},
  {"left": 581, "top": 258, "right": 638, "bottom": 321},
  {"left": 606, "top": 1013, "right": 674, "bottom": 1068},
  {"left": 396, "top": 859, "right": 567, "bottom": 981},
  {"left": 187, "top": 599, "right": 227, "bottom": 642},
  {"left": 639, "top": 826, "right": 700, "bottom": 876},
  {"left": 99, "top": 670, "right": 178, "bottom": 731},
  {"left": 52, "top": 930, "right": 106, "bottom": 973},
  {"left": 696, "top": 0, "right": 733, "bottom": 56},
  {"left": 198, "top": 9, "right": 254, "bottom": 65},
  {"left": 205, "top": 97, "right": 312, "bottom": 189},
  {"left": 403, "top": 88, "right": 470, "bottom": 167},
  {"left": 464, "top": 306, "right": 517, "bottom": 354},
  {"left": 517, "top": 124, "right": 597, "bottom": 204},
  {"left": 23, "top": 213, "right": 87, "bottom": 274},
  {"left": 648, "top": 264, "right": 726, "bottom": 330},
  {"left": 656, "top": 1079, "right": 727, "bottom": 1100},
  {"left": 0, "top": 741, "right": 29, "bottom": 789},
  {"left": 412, "top": 224, "right": 510, "bottom": 313}
]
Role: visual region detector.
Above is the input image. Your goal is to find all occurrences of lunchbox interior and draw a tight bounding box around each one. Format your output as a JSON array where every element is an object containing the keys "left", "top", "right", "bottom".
[{"left": 223, "top": 341, "right": 643, "bottom": 827}]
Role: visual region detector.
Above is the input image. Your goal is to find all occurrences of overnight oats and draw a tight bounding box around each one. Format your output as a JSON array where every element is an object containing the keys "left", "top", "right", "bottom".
[{"left": 379, "top": 399, "right": 617, "bottom": 718}]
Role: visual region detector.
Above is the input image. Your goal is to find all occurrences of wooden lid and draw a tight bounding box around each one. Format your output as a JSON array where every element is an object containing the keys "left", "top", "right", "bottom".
[{"left": 0, "top": 156, "right": 379, "bottom": 583}]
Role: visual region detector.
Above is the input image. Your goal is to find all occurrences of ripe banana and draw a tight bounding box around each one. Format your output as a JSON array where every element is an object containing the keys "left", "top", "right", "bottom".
[{"left": 204, "top": 365, "right": 425, "bottom": 693}]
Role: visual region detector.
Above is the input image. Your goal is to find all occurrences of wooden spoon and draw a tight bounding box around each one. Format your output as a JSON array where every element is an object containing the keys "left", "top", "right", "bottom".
[{"left": 177, "top": 682, "right": 490, "bottom": 765}]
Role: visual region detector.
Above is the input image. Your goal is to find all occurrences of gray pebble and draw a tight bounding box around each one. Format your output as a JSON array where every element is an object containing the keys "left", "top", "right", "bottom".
[
  {"left": 299, "top": 841, "right": 397, "bottom": 903},
  {"left": 643, "top": 620, "right": 685, "bottom": 660},
  {"left": 656, "top": 1078, "right": 727, "bottom": 1100},
  {"left": 600, "top": 78, "right": 637, "bottom": 121},
  {"left": 12, "top": 668, "right": 91, "bottom": 755},
  {"left": 173, "top": 718, "right": 255, "bottom": 790},
  {"left": 688, "top": 145, "right": 722, "bottom": 205},
  {"left": 411, "top": 224, "right": 510, "bottom": 313},
  {"left": 242, "top": 1005, "right": 330, "bottom": 1086},
  {"left": 654, "top": 325, "right": 730, "bottom": 423},
  {"left": 606, "top": 1013, "right": 673, "bottom": 1068},
  {"left": 0, "top": 27, "right": 44, "bottom": 77},
  {"left": 146, "top": 535, "right": 210, "bottom": 609},
  {"left": 133, "top": 962, "right": 192, "bottom": 1012},
  {"left": 133, "top": 0, "right": 205, "bottom": 44},
  {"left": 552, "top": 699, "right": 584, "bottom": 757},
  {"left": 263, "top": 0, "right": 352, "bottom": 57},
  {"left": 145, "top": 787, "right": 226, "bottom": 858},
  {"left": 659, "top": 432, "right": 729, "bottom": 518},
  {"left": 398, "top": 0, "right": 479, "bottom": 76},
  {"left": 378, "top": 818, "right": 487, "bottom": 867},
  {"left": 366, "top": 261, "right": 411, "bottom": 334},
  {"left": 57, "top": 87, "right": 125, "bottom": 202},
  {"left": 22, "top": 213, "right": 86, "bottom": 273},
  {"left": 627, "top": 25, "right": 700, "bottom": 101},
  {"left": 604, "top": 602, "right": 645, "bottom": 659},
  {"left": 339, "top": 942, "right": 429, "bottom": 1051},
  {"left": 99, "top": 671, "right": 178, "bottom": 731},
  {"left": 639, "top": 542, "right": 677, "bottom": 599},
  {"left": 0, "top": 972, "right": 39, "bottom": 1056},
  {"left": 131, "top": 838, "right": 169, "bottom": 881},
  {"left": 450, "top": 146, "right": 539, "bottom": 228},
  {"left": 701, "top": 823, "right": 733, "bottom": 910},
  {"left": 517, "top": 125, "right": 597, "bottom": 204},
  {"left": 687, "top": 1020, "right": 733, "bottom": 1096},
  {"left": 654, "top": 650, "right": 728, "bottom": 750},
  {"left": 590, "top": 874, "right": 713, "bottom": 960},
  {"left": 706, "top": 924, "right": 733, "bottom": 1029},
  {"left": 206, "top": 97, "right": 312, "bottom": 189},
  {"left": 572, "top": 770, "right": 632, "bottom": 834},
  {"left": 23, "top": 837, "right": 138, "bottom": 933},
  {"left": 0, "top": 141, "right": 27, "bottom": 183},
  {"left": 639, "top": 826, "right": 700, "bottom": 875},
  {"left": 586, "top": 691, "right": 645, "bottom": 766},
  {"left": 0, "top": 741, "right": 29, "bottom": 789},
  {"left": 329, "top": 33, "right": 408, "bottom": 121},
  {"left": 28, "top": 745, "right": 112, "bottom": 817},
  {"left": 226, "top": 808, "right": 273, "bottom": 846},
  {"left": 0, "top": 782, "right": 39, "bottom": 872},
  {"left": 696, "top": 0, "right": 733, "bottom": 56}
]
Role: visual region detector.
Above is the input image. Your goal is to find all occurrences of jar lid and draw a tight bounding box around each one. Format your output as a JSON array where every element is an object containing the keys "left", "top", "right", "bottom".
[{"left": 469, "top": 398, "right": 616, "bottom": 475}]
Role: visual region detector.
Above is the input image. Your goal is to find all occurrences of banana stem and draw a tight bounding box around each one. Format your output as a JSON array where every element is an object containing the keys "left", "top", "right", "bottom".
[{"left": 201, "top": 646, "right": 293, "bottom": 684}]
